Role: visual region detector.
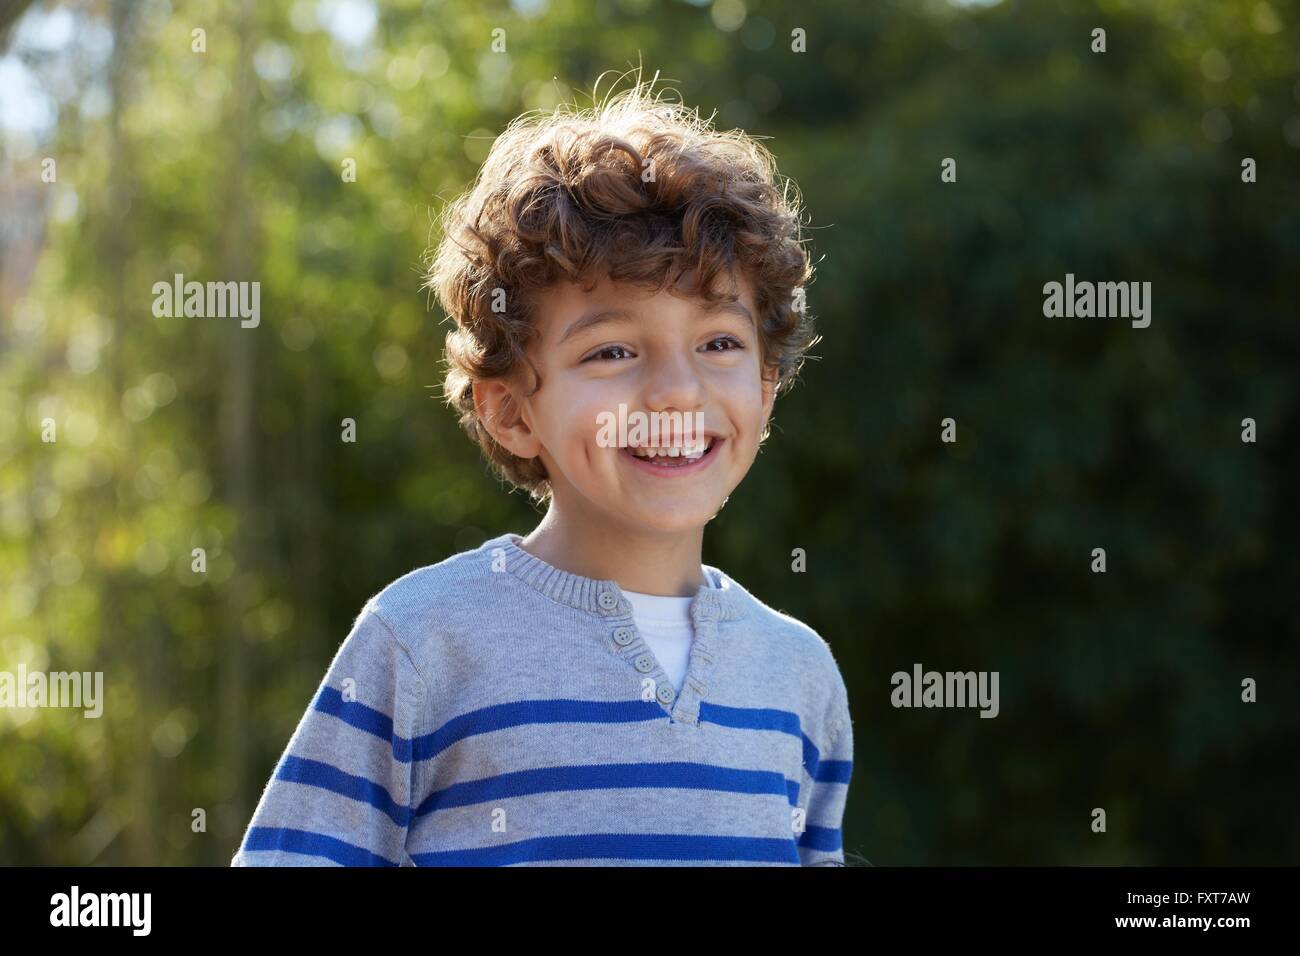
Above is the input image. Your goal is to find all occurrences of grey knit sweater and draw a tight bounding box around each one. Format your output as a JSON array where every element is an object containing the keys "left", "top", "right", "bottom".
[{"left": 232, "top": 532, "right": 853, "bottom": 866}]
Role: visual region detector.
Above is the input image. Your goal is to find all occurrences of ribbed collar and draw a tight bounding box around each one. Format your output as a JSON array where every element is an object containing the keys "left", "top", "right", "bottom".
[{"left": 485, "top": 532, "right": 747, "bottom": 623}]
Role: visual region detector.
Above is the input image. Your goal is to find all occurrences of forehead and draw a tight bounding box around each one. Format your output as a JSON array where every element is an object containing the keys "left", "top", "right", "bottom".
[{"left": 532, "top": 269, "right": 757, "bottom": 337}]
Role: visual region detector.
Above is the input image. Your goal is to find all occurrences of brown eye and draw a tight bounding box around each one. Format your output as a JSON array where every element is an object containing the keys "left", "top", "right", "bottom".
[
  {"left": 583, "top": 344, "right": 634, "bottom": 362},
  {"left": 703, "top": 336, "right": 744, "bottom": 352}
]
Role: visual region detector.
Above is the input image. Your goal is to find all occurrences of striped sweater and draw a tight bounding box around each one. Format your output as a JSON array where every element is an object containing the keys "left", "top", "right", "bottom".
[{"left": 231, "top": 531, "right": 854, "bottom": 866}]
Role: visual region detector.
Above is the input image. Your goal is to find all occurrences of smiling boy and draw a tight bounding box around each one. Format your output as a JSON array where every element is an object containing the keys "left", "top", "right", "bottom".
[{"left": 232, "top": 79, "right": 854, "bottom": 866}]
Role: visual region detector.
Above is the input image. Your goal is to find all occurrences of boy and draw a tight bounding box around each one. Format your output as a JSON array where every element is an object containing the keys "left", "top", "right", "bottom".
[{"left": 232, "top": 79, "right": 853, "bottom": 866}]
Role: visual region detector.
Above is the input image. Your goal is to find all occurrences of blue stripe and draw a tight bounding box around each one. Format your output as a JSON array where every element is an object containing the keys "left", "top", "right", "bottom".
[
  {"left": 801, "top": 743, "right": 853, "bottom": 783},
  {"left": 313, "top": 691, "right": 829, "bottom": 780},
  {"left": 797, "top": 824, "right": 842, "bottom": 852},
  {"left": 697, "top": 702, "right": 802, "bottom": 736},
  {"left": 276, "top": 754, "right": 411, "bottom": 827},
  {"left": 313, "top": 693, "right": 669, "bottom": 763},
  {"left": 816, "top": 759, "right": 852, "bottom": 784},
  {"left": 412, "top": 699, "right": 667, "bottom": 762},
  {"left": 411, "top": 832, "right": 801, "bottom": 866},
  {"left": 697, "top": 702, "right": 834, "bottom": 782},
  {"left": 314, "top": 686, "right": 412, "bottom": 761},
  {"left": 243, "top": 826, "right": 398, "bottom": 866},
  {"left": 416, "top": 761, "right": 797, "bottom": 815}
]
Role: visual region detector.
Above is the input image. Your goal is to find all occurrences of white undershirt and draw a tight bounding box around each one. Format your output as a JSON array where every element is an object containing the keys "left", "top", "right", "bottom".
[{"left": 622, "top": 572, "right": 715, "bottom": 696}]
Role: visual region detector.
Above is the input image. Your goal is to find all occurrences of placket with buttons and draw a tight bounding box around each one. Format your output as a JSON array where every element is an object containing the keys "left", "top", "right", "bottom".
[{"left": 596, "top": 585, "right": 719, "bottom": 726}]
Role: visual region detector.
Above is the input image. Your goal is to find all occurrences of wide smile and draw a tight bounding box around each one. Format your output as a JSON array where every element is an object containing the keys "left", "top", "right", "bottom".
[{"left": 619, "top": 437, "right": 724, "bottom": 477}]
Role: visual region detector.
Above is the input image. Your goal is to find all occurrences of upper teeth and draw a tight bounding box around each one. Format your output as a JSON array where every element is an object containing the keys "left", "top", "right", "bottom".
[{"left": 629, "top": 440, "right": 710, "bottom": 458}]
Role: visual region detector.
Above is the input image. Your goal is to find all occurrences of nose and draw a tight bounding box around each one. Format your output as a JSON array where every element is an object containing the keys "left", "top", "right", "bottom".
[{"left": 641, "top": 348, "right": 706, "bottom": 418}]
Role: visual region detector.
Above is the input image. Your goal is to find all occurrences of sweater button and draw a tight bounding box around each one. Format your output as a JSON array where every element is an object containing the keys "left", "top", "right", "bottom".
[
  {"left": 597, "top": 589, "right": 618, "bottom": 611},
  {"left": 613, "top": 627, "right": 634, "bottom": 646},
  {"left": 657, "top": 684, "right": 675, "bottom": 704},
  {"left": 634, "top": 654, "right": 654, "bottom": 673}
]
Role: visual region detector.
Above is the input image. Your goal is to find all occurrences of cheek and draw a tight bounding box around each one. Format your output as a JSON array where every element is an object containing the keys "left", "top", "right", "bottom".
[
  {"left": 542, "top": 385, "right": 618, "bottom": 458},
  {"left": 721, "top": 364, "right": 769, "bottom": 424}
]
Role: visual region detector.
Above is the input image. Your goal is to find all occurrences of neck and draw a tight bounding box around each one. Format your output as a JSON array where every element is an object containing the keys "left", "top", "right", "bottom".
[{"left": 519, "top": 502, "right": 707, "bottom": 598}]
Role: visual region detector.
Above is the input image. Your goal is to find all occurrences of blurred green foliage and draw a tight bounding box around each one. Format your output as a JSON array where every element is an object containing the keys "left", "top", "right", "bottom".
[{"left": 0, "top": 0, "right": 1296, "bottom": 864}]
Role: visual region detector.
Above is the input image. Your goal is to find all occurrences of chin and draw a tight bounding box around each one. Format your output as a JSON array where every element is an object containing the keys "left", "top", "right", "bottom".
[{"left": 616, "top": 506, "right": 716, "bottom": 535}]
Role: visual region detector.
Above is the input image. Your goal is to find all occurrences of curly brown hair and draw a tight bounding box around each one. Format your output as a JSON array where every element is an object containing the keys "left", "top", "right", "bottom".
[{"left": 425, "top": 74, "right": 820, "bottom": 504}]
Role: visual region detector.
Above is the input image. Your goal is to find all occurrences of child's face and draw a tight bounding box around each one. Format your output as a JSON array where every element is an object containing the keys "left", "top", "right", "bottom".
[{"left": 500, "top": 269, "right": 776, "bottom": 535}]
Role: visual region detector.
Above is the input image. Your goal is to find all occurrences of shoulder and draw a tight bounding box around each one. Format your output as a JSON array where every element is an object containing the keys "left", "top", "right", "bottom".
[
  {"left": 339, "top": 536, "right": 523, "bottom": 694},
  {"left": 360, "top": 535, "right": 504, "bottom": 642},
  {"left": 713, "top": 568, "right": 851, "bottom": 733},
  {"left": 719, "top": 568, "right": 844, "bottom": 672}
]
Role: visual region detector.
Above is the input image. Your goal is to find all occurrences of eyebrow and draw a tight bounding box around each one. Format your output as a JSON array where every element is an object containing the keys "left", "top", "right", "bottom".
[{"left": 557, "top": 300, "right": 754, "bottom": 346}]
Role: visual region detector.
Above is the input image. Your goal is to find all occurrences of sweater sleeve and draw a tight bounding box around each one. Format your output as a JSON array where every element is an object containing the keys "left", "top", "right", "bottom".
[
  {"left": 231, "top": 601, "right": 427, "bottom": 866},
  {"left": 796, "top": 696, "right": 854, "bottom": 866}
]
